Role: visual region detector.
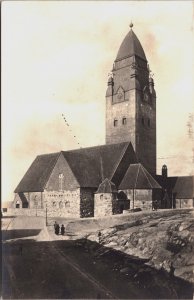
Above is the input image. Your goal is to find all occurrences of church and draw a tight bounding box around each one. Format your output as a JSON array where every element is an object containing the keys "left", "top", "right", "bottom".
[{"left": 12, "top": 23, "right": 194, "bottom": 218}]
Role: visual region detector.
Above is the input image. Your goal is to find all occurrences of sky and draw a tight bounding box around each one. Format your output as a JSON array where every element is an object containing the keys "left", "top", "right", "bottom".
[{"left": 2, "top": 1, "right": 194, "bottom": 203}]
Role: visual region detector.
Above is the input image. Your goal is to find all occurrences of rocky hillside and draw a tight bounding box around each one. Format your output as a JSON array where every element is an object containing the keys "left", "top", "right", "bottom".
[{"left": 83, "top": 209, "right": 194, "bottom": 284}]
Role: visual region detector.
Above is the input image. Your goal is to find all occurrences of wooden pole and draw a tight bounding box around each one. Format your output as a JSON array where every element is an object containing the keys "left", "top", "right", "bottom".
[{"left": 46, "top": 203, "right": 48, "bottom": 226}]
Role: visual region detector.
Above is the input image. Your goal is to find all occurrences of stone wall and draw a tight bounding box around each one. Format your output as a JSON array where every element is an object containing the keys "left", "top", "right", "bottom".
[
  {"left": 13, "top": 192, "right": 43, "bottom": 209},
  {"left": 4, "top": 208, "right": 45, "bottom": 217},
  {"left": 94, "top": 193, "right": 115, "bottom": 217},
  {"left": 136, "top": 90, "right": 156, "bottom": 175},
  {"left": 80, "top": 188, "right": 95, "bottom": 218},
  {"left": 44, "top": 189, "right": 80, "bottom": 218},
  {"left": 121, "top": 189, "right": 153, "bottom": 210},
  {"left": 106, "top": 89, "right": 136, "bottom": 147},
  {"left": 176, "top": 198, "right": 194, "bottom": 209},
  {"left": 105, "top": 50, "right": 156, "bottom": 175}
]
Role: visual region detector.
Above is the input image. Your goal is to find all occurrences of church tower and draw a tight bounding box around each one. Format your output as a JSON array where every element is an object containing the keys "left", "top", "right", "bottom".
[{"left": 105, "top": 23, "right": 156, "bottom": 175}]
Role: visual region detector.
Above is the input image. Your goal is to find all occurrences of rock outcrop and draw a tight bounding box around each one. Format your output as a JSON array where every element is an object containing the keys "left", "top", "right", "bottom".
[{"left": 86, "top": 209, "right": 194, "bottom": 283}]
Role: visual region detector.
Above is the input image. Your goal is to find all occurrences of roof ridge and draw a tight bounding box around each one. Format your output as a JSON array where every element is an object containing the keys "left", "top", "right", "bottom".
[
  {"left": 42, "top": 152, "right": 61, "bottom": 190},
  {"left": 61, "top": 152, "right": 81, "bottom": 187},
  {"left": 134, "top": 163, "right": 141, "bottom": 189},
  {"left": 141, "top": 165, "right": 153, "bottom": 188},
  {"left": 61, "top": 142, "right": 130, "bottom": 154},
  {"left": 110, "top": 142, "right": 131, "bottom": 180},
  {"left": 37, "top": 152, "right": 60, "bottom": 157}
]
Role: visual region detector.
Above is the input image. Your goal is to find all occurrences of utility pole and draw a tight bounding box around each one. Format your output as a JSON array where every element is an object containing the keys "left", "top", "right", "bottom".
[
  {"left": 46, "top": 203, "right": 48, "bottom": 227},
  {"left": 132, "top": 189, "right": 135, "bottom": 210}
]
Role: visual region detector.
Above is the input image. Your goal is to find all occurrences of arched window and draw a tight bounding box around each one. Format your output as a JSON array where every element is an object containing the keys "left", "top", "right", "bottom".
[
  {"left": 59, "top": 173, "right": 64, "bottom": 191},
  {"left": 52, "top": 201, "right": 57, "bottom": 207},
  {"left": 59, "top": 201, "right": 63, "bottom": 209},
  {"left": 65, "top": 201, "right": 70, "bottom": 208},
  {"left": 114, "top": 119, "right": 118, "bottom": 127},
  {"left": 122, "top": 117, "right": 127, "bottom": 125}
]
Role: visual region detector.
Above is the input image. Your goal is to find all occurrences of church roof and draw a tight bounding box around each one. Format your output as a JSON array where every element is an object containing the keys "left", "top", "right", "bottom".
[
  {"left": 173, "top": 176, "right": 194, "bottom": 199},
  {"left": 155, "top": 175, "right": 178, "bottom": 190},
  {"left": 14, "top": 153, "right": 60, "bottom": 193},
  {"left": 96, "top": 178, "right": 117, "bottom": 194},
  {"left": 14, "top": 142, "right": 137, "bottom": 192},
  {"left": 115, "top": 29, "right": 147, "bottom": 62},
  {"left": 62, "top": 142, "right": 136, "bottom": 188},
  {"left": 119, "top": 163, "right": 161, "bottom": 190}
]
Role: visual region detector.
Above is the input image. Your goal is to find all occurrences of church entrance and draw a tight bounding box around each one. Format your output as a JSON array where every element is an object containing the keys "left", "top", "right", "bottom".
[
  {"left": 114, "top": 191, "right": 130, "bottom": 214},
  {"left": 18, "top": 192, "right": 29, "bottom": 208}
]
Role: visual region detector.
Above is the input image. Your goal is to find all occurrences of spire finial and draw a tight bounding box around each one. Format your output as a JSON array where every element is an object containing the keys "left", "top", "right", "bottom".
[{"left": 129, "top": 21, "right": 133, "bottom": 30}]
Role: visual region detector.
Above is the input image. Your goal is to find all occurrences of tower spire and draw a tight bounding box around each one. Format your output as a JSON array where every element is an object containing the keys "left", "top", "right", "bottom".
[{"left": 129, "top": 21, "right": 133, "bottom": 30}]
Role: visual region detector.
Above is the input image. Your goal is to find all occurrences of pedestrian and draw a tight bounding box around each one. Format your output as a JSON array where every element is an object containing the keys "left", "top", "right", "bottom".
[
  {"left": 54, "top": 221, "right": 57, "bottom": 230},
  {"left": 98, "top": 231, "right": 101, "bottom": 243},
  {"left": 61, "top": 224, "right": 65, "bottom": 235},
  {"left": 55, "top": 222, "right": 59, "bottom": 235},
  {"left": 170, "top": 262, "right": 175, "bottom": 277},
  {"left": 56, "top": 223, "right": 60, "bottom": 235},
  {"left": 155, "top": 200, "right": 158, "bottom": 211}
]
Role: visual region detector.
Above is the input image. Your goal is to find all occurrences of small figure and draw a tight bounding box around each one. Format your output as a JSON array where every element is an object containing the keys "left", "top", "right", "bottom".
[
  {"left": 170, "top": 262, "right": 175, "bottom": 277},
  {"left": 61, "top": 224, "right": 65, "bottom": 235},
  {"left": 54, "top": 221, "right": 57, "bottom": 230},
  {"left": 98, "top": 231, "right": 101, "bottom": 243},
  {"left": 155, "top": 200, "right": 158, "bottom": 211},
  {"left": 55, "top": 222, "right": 60, "bottom": 235}
]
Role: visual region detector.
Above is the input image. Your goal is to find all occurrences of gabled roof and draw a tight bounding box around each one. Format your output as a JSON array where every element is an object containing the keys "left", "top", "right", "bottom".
[
  {"left": 173, "top": 176, "right": 194, "bottom": 199},
  {"left": 119, "top": 163, "right": 161, "bottom": 190},
  {"left": 115, "top": 29, "right": 147, "bottom": 62},
  {"left": 155, "top": 175, "right": 178, "bottom": 190},
  {"left": 96, "top": 178, "right": 117, "bottom": 194},
  {"left": 62, "top": 142, "right": 136, "bottom": 188},
  {"left": 14, "top": 153, "right": 60, "bottom": 192},
  {"left": 14, "top": 142, "right": 137, "bottom": 192}
]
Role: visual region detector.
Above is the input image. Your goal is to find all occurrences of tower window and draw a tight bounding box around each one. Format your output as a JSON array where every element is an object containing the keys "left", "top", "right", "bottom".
[
  {"left": 141, "top": 117, "right": 144, "bottom": 126},
  {"left": 114, "top": 119, "right": 118, "bottom": 127},
  {"left": 148, "top": 118, "right": 150, "bottom": 127},
  {"left": 122, "top": 117, "right": 127, "bottom": 125}
]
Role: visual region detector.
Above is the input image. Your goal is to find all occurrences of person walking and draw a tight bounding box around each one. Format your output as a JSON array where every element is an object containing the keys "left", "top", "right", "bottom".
[
  {"left": 56, "top": 223, "right": 60, "bottom": 235},
  {"left": 61, "top": 224, "right": 65, "bottom": 235},
  {"left": 54, "top": 222, "right": 59, "bottom": 235},
  {"left": 54, "top": 221, "right": 57, "bottom": 230}
]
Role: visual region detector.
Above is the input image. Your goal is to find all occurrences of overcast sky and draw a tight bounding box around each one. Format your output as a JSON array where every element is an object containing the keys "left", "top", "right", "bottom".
[{"left": 2, "top": 1, "right": 194, "bottom": 203}]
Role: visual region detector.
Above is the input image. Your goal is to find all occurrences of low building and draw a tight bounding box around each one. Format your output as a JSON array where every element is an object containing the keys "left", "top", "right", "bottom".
[
  {"left": 173, "top": 176, "right": 194, "bottom": 209},
  {"left": 155, "top": 166, "right": 194, "bottom": 209},
  {"left": 119, "top": 163, "right": 162, "bottom": 210}
]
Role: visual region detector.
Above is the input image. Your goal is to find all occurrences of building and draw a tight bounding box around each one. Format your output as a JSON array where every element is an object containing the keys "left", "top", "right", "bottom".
[
  {"left": 10, "top": 23, "right": 193, "bottom": 218},
  {"left": 106, "top": 23, "right": 156, "bottom": 175},
  {"left": 156, "top": 166, "right": 194, "bottom": 209}
]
